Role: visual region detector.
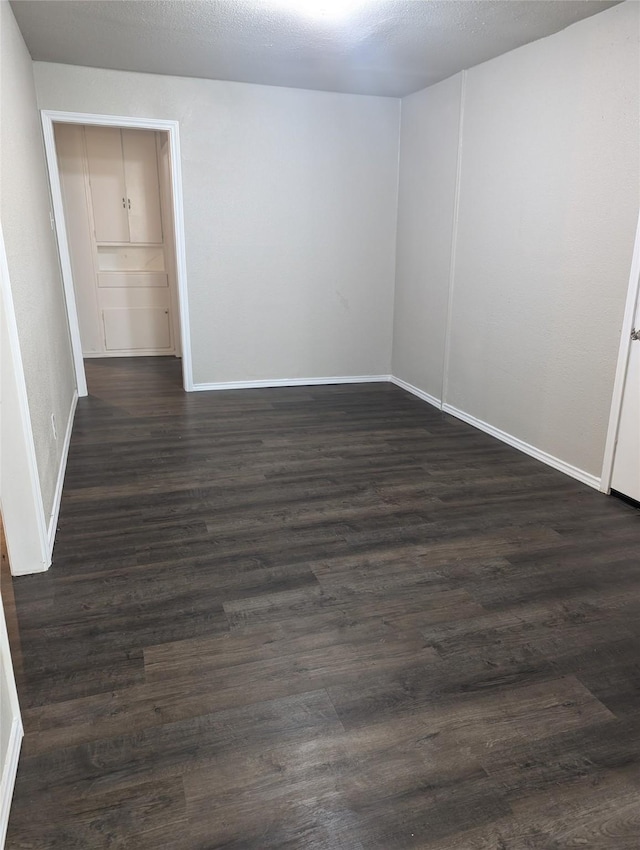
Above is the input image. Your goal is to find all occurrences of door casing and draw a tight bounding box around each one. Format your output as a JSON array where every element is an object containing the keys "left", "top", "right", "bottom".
[{"left": 41, "top": 110, "right": 194, "bottom": 394}]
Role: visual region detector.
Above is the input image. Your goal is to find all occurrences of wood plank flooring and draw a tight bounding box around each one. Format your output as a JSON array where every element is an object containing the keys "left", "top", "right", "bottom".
[{"left": 4, "top": 356, "right": 640, "bottom": 849}]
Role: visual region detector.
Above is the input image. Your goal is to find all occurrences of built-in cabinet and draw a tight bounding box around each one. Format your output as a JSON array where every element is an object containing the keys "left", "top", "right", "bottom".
[
  {"left": 85, "top": 127, "right": 163, "bottom": 245},
  {"left": 55, "top": 123, "right": 179, "bottom": 357}
]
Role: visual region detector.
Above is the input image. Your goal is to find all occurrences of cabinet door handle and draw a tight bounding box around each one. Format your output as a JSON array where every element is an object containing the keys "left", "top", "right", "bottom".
[
  {"left": 122, "top": 197, "right": 126, "bottom": 208},
  {"left": 128, "top": 198, "right": 131, "bottom": 209}
]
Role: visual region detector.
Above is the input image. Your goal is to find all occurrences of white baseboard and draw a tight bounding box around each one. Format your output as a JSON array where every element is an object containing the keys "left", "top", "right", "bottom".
[
  {"left": 441, "top": 402, "right": 601, "bottom": 490},
  {"left": 389, "top": 376, "right": 442, "bottom": 410},
  {"left": 47, "top": 389, "right": 78, "bottom": 558},
  {"left": 53, "top": 371, "right": 599, "bottom": 498},
  {"left": 83, "top": 350, "right": 176, "bottom": 358},
  {"left": 0, "top": 717, "right": 23, "bottom": 850},
  {"left": 192, "top": 373, "right": 599, "bottom": 492},
  {"left": 192, "top": 375, "right": 392, "bottom": 392}
]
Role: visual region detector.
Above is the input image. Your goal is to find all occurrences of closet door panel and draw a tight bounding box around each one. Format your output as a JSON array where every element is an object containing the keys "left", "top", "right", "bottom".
[
  {"left": 102, "top": 308, "right": 171, "bottom": 351},
  {"left": 100, "top": 286, "right": 173, "bottom": 352},
  {"left": 84, "top": 126, "right": 130, "bottom": 243},
  {"left": 54, "top": 123, "right": 103, "bottom": 353},
  {"left": 122, "top": 130, "right": 163, "bottom": 244}
]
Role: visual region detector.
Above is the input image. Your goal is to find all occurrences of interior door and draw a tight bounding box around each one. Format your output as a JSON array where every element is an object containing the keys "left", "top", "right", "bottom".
[
  {"left": 84, "top": 126, "right": 129, "bottom": 243},
  {"left": 122, "top": 129, "right": 163, "bottom": 244},
  {"left": 611, "top": 300, "right": 640, "bottom": 501}
]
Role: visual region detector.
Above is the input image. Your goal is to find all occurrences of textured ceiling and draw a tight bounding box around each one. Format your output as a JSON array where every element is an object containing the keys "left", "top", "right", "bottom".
[{"left": 10, "top": 0, "right": 622, "bottom": 97}]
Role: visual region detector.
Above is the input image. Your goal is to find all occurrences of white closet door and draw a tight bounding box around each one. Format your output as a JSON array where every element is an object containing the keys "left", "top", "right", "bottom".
[
  {"left": 103, "top": 307, "right": 172, "bottom": 351},
  {"left": 84, "top": 126, "right": 129, "bottom": 243},
  {"left": 122, "top": 130, "right": 163, "bottom": 244},
  {"left": 100, "top": 285, "right": 173, "bottom": 353}
]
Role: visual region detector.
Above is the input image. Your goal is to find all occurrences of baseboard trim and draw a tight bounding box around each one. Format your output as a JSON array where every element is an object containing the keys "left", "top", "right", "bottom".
[
  {"left": 192, "top": 375, "right": 392, "bottom": 392},
  {"left": 187, "top": 373, "right": 599, "bottom": 491},
  {"left": 441, "top": 402, "right": 601, "bottom": 490},
  {"left": 47, "top": 390, "right": 78, "bottom": 557},
  {"left": 83, "top": 350, "right": 176, "bottom": 358},
  {"left": 389, "top": 376, "right": 442, "bottom": 410},
  {"left": 0, "top": 717, "right": 23, "bottom": 850}
]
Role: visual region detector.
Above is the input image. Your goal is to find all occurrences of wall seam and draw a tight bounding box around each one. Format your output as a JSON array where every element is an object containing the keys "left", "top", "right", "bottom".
[{"left": 441, "top": 70, "right": 466, "bottom": 406}]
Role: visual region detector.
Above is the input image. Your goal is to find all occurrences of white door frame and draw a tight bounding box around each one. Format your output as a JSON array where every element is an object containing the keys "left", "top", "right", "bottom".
[
  {"left": 601, "top": 210, "right": 640, "bottom": 493},
  {"left": 40, "top": 110, "right": 194, "bottom": 393}
]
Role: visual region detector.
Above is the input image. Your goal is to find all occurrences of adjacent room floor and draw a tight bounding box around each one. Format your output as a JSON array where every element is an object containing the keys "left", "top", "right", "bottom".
[{"left": 4, "top": 357, "right": 640, "bottom": 848}]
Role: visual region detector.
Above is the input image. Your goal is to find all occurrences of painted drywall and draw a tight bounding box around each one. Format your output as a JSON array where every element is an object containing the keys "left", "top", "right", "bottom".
[
  {"left": 34, "top": 64, "right": 400, "bottom": 384},
  {"left": 392, "top": 74, "right": 463, "bottom": 400},
  {"left": 0, "top": 1, "right": 76, "bottom": 522},
  {"left": 447, "top": 0, "right": 639, "bottom": 478},
  {"left": 394, "top": 0, "right": 638, "bottom": 479}
]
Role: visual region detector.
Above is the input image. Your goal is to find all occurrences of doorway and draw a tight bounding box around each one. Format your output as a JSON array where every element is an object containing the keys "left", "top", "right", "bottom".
[
  {"left": 55, "top": 124, "right": 180, "bottom": 360},
  {"left": 41, "top": 111, "right": 194, "bottom": 395}
]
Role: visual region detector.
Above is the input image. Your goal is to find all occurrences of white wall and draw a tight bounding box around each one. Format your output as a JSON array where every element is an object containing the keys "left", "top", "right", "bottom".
[
  {"left": 392, "top": 74, "right": 463, "bottom": 400},
  {"left": 394, "top": 0, "right": 639, "bottom": 481},
  {"left": 0, "top": 1, "right": 76, "bottom": 522},
  {"left": 450, "top": 0, "right": 639, "bottom": 478},
  {"left": 34, "top": 64, "right": 400, "bottom": 385}
]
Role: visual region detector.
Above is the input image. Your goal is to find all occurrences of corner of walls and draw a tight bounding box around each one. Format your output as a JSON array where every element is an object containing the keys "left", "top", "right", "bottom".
[
  {"left": 391, "top": 71, "right": 465, "bottom": 402},
  {"left": 389, "top": 43, "right": 625, "bottom": 493},
  {"left": 389, "top": 95, "right": 403, "bottom": 379},
  {"left": 443, "top": 4, "right": 638, "bottom": 481},
  {"left": 389, "top": 375, "right": 442, "bottom": 410},
  {"left": 389, "top": 368, "right": 602, "bottom": 489}
]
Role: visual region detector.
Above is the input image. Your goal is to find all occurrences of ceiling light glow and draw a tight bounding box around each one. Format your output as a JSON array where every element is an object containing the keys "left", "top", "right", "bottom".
[{"left": 275, "top": 0, "right": 366, "bottom": 22}]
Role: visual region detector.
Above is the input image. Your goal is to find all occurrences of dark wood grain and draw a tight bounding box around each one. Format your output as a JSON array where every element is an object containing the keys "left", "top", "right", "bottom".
[{"left": 3, "top": 356, "right": 640, "bottom": 849}]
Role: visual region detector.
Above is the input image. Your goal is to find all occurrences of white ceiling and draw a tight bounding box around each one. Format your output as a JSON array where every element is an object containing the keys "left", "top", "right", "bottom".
[{"left": 11, "top": 0, "right": 622, "bottom": 97}]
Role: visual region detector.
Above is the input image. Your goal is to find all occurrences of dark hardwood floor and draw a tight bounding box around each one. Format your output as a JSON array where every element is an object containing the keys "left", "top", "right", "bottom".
[{"left": 4, "top": 356, "right": 640, "bottom": 848}]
